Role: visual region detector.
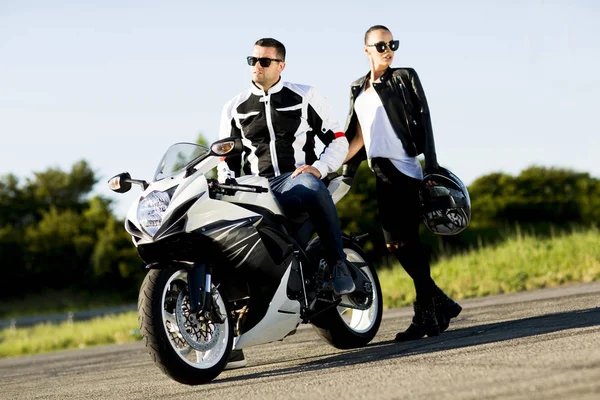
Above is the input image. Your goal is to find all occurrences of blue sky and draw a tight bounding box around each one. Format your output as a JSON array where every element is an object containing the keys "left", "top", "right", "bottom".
[{"left": 1, "top": 0, "right": 598, "bottom": 217}]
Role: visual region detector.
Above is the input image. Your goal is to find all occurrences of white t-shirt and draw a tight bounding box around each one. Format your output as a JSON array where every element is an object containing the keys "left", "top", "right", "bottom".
[{"left": 354, "top": 88, "right": 423, "bottom": 180}]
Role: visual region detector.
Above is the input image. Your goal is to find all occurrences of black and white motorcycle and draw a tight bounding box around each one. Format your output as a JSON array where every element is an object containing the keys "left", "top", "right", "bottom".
[{"left": 108, "top": 137, "right": 383, "bottom": 385}]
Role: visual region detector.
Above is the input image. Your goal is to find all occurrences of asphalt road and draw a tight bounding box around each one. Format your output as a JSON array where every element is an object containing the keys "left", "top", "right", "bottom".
[{"left": 1, "top": 282, "right": 599, "bottom": 400}]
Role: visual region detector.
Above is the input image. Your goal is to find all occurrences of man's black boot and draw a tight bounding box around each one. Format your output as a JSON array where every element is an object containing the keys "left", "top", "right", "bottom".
[
  {"left": 394, "top": 299, "right": 440, "bottom": 342},
  {"left": 332, "top": 260, "right": 355, "bottom": 296},
  {"left": 434, "top": 287, "right": 462, "bottom": 332}
]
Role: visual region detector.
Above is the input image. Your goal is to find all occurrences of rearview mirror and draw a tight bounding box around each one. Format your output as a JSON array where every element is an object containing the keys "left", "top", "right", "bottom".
[
  {"left": 108, "top": 172, "right": 132, "bottom": 193},
  {"left": 209, "top": 137, "right": 243, "bottom": 157}
]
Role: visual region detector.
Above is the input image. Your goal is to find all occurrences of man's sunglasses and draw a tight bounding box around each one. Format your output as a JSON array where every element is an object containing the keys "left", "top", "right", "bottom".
[
  {"left": 366, "top": 40, "right": 400, "bottom": 53},
  {"left": 246, "top": 56, "right": 283, "bottom": 68}
]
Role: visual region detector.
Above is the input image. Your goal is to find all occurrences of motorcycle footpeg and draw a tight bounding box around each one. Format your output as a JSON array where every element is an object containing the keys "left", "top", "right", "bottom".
[{"left": 320, "top": 281, "right": 334, "bottom": 292}]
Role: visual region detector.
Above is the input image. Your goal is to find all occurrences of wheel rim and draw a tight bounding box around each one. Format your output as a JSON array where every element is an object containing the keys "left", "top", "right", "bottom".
[
  {"left": 337, "top": 249, "right": 379, "bottom": 333},
  {"left": 161, "top": 269, "right": 230, "bottom": 369}
]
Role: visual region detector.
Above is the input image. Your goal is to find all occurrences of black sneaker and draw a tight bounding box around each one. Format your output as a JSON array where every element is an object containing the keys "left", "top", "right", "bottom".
[
  {"left": 332, "top": 260, "right": 355, "bottom": 296},
  {"left": 224, "top": 349, "right": 247, "bottom": 370}
]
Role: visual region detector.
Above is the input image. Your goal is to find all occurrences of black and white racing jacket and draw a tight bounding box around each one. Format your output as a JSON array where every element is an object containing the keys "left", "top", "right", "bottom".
[{"left": 218, "top": 79, "right": 349, "bottom": 180}]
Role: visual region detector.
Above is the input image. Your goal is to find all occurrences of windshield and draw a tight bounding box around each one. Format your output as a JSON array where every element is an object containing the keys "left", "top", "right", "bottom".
[{"left": 153, "top": 142, "right": 210, "bottom": 181}]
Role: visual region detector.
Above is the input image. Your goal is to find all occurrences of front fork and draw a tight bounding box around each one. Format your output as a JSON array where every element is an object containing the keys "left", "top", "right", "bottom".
[
  {"left": 186, "top": 263, "right": 225, "bottom": 323},
  {"left": 187, "top": 263, "right": 209, "bottom": 313}
]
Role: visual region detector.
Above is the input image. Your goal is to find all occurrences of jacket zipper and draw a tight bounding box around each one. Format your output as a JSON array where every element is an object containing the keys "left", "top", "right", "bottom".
[
  {"left": 262, "top": 95, "right": 281, "bottom": 176},
  {"left": 397, "top": 82, "right": 408, "bottom": 105}
]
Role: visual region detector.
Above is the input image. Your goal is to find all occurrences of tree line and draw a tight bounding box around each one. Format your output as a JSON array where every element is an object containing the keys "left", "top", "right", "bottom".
[
  {"left": 1, "top": 157, "right": 599, "bottom": 300},
  {"left": 0, "top": 161, "right": 142, "bottom": 298}
]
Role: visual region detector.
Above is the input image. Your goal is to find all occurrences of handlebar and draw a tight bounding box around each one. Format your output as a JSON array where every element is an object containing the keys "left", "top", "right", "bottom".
[
  {"left": 219, "top": 183, "right": 269, "bottom": 194},
  {"left": 208, "top": 179, "right": 269, "bottom": 195}
]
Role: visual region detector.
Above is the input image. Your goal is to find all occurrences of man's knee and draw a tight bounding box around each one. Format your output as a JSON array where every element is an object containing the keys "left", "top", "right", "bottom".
[
  {"left": 291, "top": 174, "right": 328, "bottom": 199},
  {"left": 295, "top": 173, "right": 324, "bottom": 190}
]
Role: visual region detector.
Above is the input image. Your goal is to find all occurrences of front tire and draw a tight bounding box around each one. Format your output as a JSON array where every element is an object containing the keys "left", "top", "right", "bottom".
[
  {"left": 138, "top": 267, "right": 233, "bottom": 385},
  {"left": 311, "top": 245, "right": 383, "bottom": 349}
]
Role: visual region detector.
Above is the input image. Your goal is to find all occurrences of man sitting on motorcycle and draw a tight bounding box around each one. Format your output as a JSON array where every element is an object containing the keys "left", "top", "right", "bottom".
[{"left": 218, "top": 38, "right": 355, "bottom": 369}]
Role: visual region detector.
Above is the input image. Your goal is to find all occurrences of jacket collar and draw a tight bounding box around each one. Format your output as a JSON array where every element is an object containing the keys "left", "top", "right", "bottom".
[
  {"left": 378, "top": 67, "right": 394, "bottom": 82},
  {"left": 250, "top": 77, "right": 284, "bottom": 96},
  {"left": 351, "top": 67, "right": 394, "bottom": 94}
]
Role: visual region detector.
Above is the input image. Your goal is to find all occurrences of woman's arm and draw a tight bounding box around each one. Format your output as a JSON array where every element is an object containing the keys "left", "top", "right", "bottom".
[
  {"left": 344, "top": 120, "right": 364, "bottom": 163},
  {"left": 407, "top": 68, "right": 438, "bottom": 173}
]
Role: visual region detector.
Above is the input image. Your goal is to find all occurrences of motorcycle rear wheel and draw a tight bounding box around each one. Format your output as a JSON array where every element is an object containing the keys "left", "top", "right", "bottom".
[
  {"left": 138, "top": 267, "right": 233, "bottom": 385},
  {"left": 311, "top": 245, "right": 383, "bottom": 349}
]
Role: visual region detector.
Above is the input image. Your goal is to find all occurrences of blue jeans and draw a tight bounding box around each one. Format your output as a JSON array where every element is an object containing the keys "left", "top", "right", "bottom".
[{"left": 269, "top": 172, "right": 346, "bottom": 265}]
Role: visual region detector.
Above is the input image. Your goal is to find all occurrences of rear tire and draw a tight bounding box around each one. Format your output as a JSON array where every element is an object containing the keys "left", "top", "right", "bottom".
[
  {"left": 311, "top": 245, "right": 383, "bottom": 349},
  {"left": 138, "top": 267, "right": 233, "bottom": 385}
]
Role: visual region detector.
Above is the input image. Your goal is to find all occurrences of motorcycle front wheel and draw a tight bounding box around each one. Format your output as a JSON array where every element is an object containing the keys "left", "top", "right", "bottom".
[{"left": 138, "top": 267, "right": 233, "bottom": 385}]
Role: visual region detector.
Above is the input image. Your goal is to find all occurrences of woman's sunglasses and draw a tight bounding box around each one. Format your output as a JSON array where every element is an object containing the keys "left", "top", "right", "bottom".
[
  {"left": 246, "top": 56, "right": 283, "bottom": 68},
  {"left": 366, "top": 40, "right": 400, "bottom": 53}
]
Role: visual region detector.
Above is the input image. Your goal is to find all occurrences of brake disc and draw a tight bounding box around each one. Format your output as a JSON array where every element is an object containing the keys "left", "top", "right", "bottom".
[{"left": 175, "top": 290, "right": 222, "bottom": 352}]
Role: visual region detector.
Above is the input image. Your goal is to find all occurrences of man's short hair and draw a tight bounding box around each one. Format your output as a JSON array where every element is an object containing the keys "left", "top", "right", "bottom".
[
  {"left": 254, "top": 38, "right": 286, "bottom": 61},
  {"left": 364, "top": 25, "right": 391, "bottom": 44}
]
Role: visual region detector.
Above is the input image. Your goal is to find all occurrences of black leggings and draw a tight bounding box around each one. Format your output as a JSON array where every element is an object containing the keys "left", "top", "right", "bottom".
[{"left": 373, "top": 157, "right": 436, "bottom": 301}]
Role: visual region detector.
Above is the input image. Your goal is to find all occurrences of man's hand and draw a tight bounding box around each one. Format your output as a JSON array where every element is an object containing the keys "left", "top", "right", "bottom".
[{"left": 291, "top": 165, "right": 322, "bottom": 179}]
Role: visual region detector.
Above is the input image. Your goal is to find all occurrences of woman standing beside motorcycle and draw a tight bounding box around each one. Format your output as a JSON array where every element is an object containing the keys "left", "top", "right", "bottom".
[{"left": 344, "top": 25, "right": 462, "bottom": 341}]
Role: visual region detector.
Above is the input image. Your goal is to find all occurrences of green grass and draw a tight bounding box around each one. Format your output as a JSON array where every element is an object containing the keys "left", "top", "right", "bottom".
[
  {"left": 0, "top": 312, "right": 140, "bottom": 358},
  {"left": 0, "top": 289, "right": 137, "bottom": 319},
  {"left": 379, "top": 227, "right": 600, "bottom": 308},
  {"left": 2, "top": 227, "right": 600, "bottom": 358}
]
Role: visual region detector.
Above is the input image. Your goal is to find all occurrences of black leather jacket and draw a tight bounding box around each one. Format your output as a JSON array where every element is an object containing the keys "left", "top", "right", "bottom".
[{"left": 344, "top": 67, "right": 438, "bottom": 174}]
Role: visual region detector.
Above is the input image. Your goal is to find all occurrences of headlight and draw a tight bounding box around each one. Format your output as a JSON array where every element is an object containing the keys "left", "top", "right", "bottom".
[{"left": 137, "top": 191, "right": 171, "bottom": 236}]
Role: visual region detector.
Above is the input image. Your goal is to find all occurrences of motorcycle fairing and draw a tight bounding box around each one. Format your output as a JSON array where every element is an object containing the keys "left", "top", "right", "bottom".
[
  {"left": 200, "top": 217, "right": 280, "bottom": 275},
  {"left": 234, "top": 261, "right": 302, "bottom": 350}
]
